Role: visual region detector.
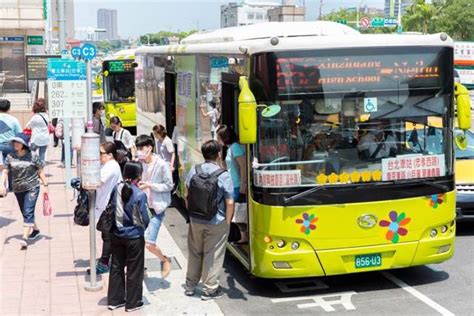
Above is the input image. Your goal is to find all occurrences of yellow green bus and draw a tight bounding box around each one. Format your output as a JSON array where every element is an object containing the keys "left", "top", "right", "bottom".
[
  {"left": 135, "top": 22, "right": 471, "bottom": 278},
  {"left": 102, "top": 49, "right": 137, "bottom": 134}
]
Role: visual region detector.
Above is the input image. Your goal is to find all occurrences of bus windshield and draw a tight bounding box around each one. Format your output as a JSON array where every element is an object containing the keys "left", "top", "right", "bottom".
[
  {"left": 251, "top": 47, "right": 453, "bottom": 188},
  {"left": 103, "top": 60, "right": 135, "bottom": 102}
]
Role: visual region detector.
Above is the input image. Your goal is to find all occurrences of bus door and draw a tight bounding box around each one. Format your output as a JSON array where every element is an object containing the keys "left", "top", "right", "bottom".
[
  {"left": 221, "top": 72, "right": 250, "bottom": 258},
  {"left": 165, "top": 72, "right": 179, "bottom": 190}
]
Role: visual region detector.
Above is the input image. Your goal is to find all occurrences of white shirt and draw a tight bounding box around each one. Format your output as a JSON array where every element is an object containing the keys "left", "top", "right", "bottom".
[
  {"left": 141, "top": 154, "right": 173, "bottom": 214},
  {"left": 358, "top": 132, "right": 397, "bottom": 159},
  {"left": 156, "top": 136, "right": 174, "bottom": 163},
  {"left": 95, "top": 160, "right": 122, "bottom": 217},
  {"left": 26, "top": 113, "right": 50, "bottom": 146},
  {"left": 113, "top": 128, "right": 134, "bottom": 150}
]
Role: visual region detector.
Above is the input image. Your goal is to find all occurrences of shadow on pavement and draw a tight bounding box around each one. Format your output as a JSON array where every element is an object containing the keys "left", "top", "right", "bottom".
[
  {"left": 0, "top": 215, "right": 15, "bottom": 228},
  {"left": 144, "top": 276, "right": 171, "bottom": 292}
]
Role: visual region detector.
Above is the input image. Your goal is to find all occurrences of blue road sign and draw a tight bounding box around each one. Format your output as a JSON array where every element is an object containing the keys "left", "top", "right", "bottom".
[
  {"left": 81, "top": 43, "right": 97, "bottom": 61},
  {"left": 47, "top": 59, "right": 86, "bottom": 81},
  {"left": 71, "top": 47, "right": 81, "bottom": 59}
]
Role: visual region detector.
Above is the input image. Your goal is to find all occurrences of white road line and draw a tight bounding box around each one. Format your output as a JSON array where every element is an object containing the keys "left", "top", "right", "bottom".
[{"left": 381, "top": 272, "right": 454, "bottom": 316}]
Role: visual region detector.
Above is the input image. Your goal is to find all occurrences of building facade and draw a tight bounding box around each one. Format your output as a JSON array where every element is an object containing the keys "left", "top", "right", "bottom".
[
  {"left": 97, "top": 8, "right": 118, "bottom": 40},
  {"left": 0, "top": 0, "right": 46, "bottom": 92},
  {"left": 50, "top": 0, "right": 75, "bottom": 41},
  {"left": 384, "top": 0, "right": 414, "bottom": 18},
  {"left": 221, "top": 1, "right": 281, "bottom": 28},
  {"left": 268, "top": 3, "right": 305, "bottom": 22}
]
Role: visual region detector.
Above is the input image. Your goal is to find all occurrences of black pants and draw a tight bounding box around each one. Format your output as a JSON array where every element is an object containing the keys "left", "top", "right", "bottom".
[
  {"left": 99, "top": 231, "right": 111, "bottom": 265},
  {"left": 107, "top": 235, "right": 145, "bottom": 309}
]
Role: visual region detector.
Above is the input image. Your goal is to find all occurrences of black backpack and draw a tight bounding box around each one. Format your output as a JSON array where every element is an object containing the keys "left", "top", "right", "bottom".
[
  {"left": 187, "top": 164, "right": 225, "bottom": 220},
  {"left": 73, "top": 187, "right": 89, "bottom": 226}
]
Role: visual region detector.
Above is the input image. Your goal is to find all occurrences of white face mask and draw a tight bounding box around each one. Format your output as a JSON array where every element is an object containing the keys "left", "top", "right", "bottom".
[{"left": 136, "top": 147, "right": 151, "bottom": 161}]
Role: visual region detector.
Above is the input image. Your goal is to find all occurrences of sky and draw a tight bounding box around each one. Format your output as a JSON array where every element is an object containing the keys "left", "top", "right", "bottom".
[{"left": 74, "top": 0, "right": 385, "bottom": 38}]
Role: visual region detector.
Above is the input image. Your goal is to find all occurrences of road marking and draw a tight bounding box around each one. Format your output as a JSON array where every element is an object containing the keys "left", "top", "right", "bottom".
[
  {"left": 272, "top": 291, "right": 357, "bottom": 312},
  {"left": 382, "top": 272, "right": 454, "bottom": 316},
  {"left": 275, "top": 279, "right": 329, "bottom": 293}
]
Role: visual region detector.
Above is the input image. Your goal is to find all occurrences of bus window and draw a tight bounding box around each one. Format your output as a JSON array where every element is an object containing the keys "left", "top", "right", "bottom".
[{"left": 105, "top": 73, "right": 135, "bottom": 102}]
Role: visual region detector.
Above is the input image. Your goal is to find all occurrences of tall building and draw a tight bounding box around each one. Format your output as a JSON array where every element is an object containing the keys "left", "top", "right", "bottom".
[
  {"left": 0, "top": 0, "right": 46, "bottom": 91},
  {"left": 221, "top": 1, "right": 281, "bottom": 28},
  {"left": 97, "top": 8, "right": 118, "bottom": 40},
  {"left": 384, "top": 0, "right": 414, "bottom": 18},
  {"left": 50, "top": 0, "right": 75, "bottom": 40}
]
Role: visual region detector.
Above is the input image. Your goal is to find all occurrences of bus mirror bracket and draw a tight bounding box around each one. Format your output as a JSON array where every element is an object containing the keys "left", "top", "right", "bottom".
[{"left": 238, "top": 76, "right": 257, "bottom": 144}]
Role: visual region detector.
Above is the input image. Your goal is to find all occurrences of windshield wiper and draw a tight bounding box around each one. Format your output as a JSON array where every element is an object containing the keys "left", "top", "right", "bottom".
[
  {"left": 394, "top": 178, "right": 449, "bottom": 191},
  {"left": 283, "top": 185, "right": 327, "bottom": 204}
]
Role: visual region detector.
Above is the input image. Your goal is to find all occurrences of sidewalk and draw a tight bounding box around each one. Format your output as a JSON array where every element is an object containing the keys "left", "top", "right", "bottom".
[{"left": 0, "top": 144, "right": 223, "bottom": 315}]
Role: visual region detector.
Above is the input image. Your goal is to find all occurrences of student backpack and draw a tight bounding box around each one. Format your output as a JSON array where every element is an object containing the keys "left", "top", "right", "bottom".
[{"left": 187, "top": 164, "right": 225, "bottom": 221}]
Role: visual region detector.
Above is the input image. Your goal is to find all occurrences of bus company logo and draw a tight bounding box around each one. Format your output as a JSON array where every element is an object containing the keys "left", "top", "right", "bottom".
[
  {"left": 357, "top": 214, "right": 378, "bottom": 229},
  {"left": 428, "top": 194, "right": 445, "bottom": 208},
  {"left": 295, "top": 213, "right": 318, "bottom": 235},
  {"left": 379, "top": 211, "right": 411, "bottom": 244}
]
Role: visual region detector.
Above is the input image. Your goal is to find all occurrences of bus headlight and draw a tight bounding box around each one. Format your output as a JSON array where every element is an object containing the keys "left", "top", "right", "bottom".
[
  {"left": 291, "top": 242, "right": 300, "bottom": 250},
  {"left": 277, "top": 240, "right": 286, "bottom": 248},
  {"left": 440, "top": 225, "right": 448, "bottom": 233},
  {"left": 430, "top": 229, "right": 438, "bottom": 238}
]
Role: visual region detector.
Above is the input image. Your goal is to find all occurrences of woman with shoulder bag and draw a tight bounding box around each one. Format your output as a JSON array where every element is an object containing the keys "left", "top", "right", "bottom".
[
  {"left": 107, "top": 161, "right": 150, "bottom": 312},
  {"left": 110, "top": 116, "right": 135, "bottom": 169},
  {"left": 25, "top": 99, "right": 50, "bottom": 163}
]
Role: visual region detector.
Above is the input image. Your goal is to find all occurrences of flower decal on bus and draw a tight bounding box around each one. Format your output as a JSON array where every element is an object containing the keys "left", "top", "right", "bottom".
[
  {"left": 379, "top": 211, "right": 411, "bottom": 243},
  {"left": 429, "top": 194, "right": 444, "bottom": 209},
  {"left": 296, "top": 213, "right": 318, "bottom": 235}
]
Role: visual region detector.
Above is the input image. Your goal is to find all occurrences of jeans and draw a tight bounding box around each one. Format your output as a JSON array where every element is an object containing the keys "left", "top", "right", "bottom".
[
  {"left": 14, "top": 186, "right": 40, "bottom": 226},
  {"left": 108, "top": 236, "right": 145, "bottom": 309},
  {"left": 144, "top": 211, "right": 165, "bottom": 244},
  {"left": 35, "top": 145, "right": 47, "bottom": 163}
]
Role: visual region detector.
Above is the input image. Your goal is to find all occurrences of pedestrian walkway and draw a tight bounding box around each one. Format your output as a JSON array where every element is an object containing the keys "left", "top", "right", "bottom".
[{"left": 0, "top": 144, "right": 223, "bottom": 315}]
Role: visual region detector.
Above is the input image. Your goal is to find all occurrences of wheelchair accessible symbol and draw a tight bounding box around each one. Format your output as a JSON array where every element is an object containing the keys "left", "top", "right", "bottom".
[{"left": 364, "top": 97, "right": 378, "bottom": 113}]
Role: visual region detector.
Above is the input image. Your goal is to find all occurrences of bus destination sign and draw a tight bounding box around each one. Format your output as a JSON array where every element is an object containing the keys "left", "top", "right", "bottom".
[{"left": 108, "top": 60, "right": 134, "bottom": 73}]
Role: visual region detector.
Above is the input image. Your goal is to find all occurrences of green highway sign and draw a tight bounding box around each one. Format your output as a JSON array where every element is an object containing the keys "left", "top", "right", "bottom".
[
  {"left": 27, "top": 35, "right": 43, "bottom": 45},
  {"left": 371, "top": 18, "right": 385, "bottom": 27},
  {"left": 336, "top": 19, "right": 347, "bottom": 25}
]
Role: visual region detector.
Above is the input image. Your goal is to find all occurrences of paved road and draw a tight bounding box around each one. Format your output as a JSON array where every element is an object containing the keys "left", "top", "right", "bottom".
[{"left": 164, "top": 209, "right": 474, "bottom": 315}]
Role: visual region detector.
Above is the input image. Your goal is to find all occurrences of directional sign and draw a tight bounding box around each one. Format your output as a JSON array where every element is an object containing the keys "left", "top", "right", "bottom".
[
  {"left": 360, "top": 17, "right": 370, "bottom": 29},
  {"left": 371, "top": 17, "right": 385, "bottom": 28},
  {"left": 336, "top": 19, "right": 347, "bottom": 25},
  {"left": 384, "top": 18, "right": 398, "bottom": 27},
  {"left": 80, "top": 43, "right": 97, "bottom": 61},
  {"left": 47, "top": 59, "right": 87, "bottom": 118},
  {"left": 71, "top": 46, "right": 81, "bottom": 59}
]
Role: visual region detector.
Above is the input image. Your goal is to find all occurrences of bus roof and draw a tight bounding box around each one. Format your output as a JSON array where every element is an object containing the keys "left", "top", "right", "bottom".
[
  {"left": 135, "top": 22, "right": 453, "bottom": 56},
  {"left": 104, "top": 48, "right": 135, "bottom": 61}
]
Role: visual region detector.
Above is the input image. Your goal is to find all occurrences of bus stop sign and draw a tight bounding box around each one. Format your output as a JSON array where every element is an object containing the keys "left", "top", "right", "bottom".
[
  {"left": 81, "top": 43, "right": 96, "bottom": 61},
  {"left": 71, "top": 47, "right": 81, "bottom": 59}
]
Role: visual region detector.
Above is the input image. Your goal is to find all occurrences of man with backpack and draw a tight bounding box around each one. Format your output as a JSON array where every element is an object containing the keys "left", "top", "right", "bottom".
[{"left": 184, "top": 140, "right": 234, "bottom": 300}]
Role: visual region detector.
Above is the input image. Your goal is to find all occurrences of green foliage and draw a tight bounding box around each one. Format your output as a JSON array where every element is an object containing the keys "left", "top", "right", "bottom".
[
  {"left": 139, "top": 30, "right": 198, "bottom": 45},
  {"left": 402, "top": 0, "right": 439, "bottom": 34},
  {"left": 322, "top": 8, "right": 393, "bottom": 33}
]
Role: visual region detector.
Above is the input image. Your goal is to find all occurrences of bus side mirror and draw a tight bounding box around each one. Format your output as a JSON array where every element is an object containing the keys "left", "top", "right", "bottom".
[
  {"left": 455, "top": 82, "right": 471, "bottom": 131},
  {"left": 238, "top": 76, "right": 257, "bottom": 144}
]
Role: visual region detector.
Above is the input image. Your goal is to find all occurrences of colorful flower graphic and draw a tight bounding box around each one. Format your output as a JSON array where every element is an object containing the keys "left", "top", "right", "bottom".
[
  {"left": 429, "top": 194, "right": 444, "bottom": 208},
  {"left": 379, "top": 211, "right": 411, "bottom": 243},
  {"left": 296, "top": 213, "right": 318, "bottom": 235}
]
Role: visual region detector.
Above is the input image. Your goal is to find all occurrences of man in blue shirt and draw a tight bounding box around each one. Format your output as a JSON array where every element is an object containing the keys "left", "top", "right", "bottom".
[
  {"left": 0, "top": 99, "right": 21, "bottom": 160},
  {"left": 184, "top": 140, "right": 234, "bottom": 301}
]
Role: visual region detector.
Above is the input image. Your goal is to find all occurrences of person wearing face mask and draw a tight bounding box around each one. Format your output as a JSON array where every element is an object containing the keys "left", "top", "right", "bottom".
[
  {"left": 92, "top": 102, "right": 106, "bottom": 143},
  {"left": 135, "top": 134, "right": 173, "bottom": 278},
  {"left": 90, "top": 142, "right": 123, "bottom": 275}
]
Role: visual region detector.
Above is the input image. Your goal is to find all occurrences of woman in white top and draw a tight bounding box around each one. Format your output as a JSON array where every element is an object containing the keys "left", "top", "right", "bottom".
[
  {"left": 200, "top": 100, "right": 219, "bottom": 140},
  {"left": 152, "top": 124, "right": 175, "bottom": 171},
  {"left": 25, "top": 99, "right": 50, "bottom": 163},
  {"left": 110, "top": 116, "right": 134, "bottom": 151}
]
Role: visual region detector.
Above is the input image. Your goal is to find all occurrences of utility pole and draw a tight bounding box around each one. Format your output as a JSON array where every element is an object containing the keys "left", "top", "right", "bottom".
[
  {"left": 319, "top": 0, "right": 323, "bottom": 20},
  {"left": 58, "top": 0, "right": 66, "bottom": 51}
]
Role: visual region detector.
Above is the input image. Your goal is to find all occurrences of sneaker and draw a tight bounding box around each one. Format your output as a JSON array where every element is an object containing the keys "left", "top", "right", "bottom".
[
  {"left": 201, "top": 288, "right": 225, "bottom": 301},
  {"left": 184, "top": 287, "right": 195, "bottom": 296},
  {"left": 28, "top": 229, "right": 40, "bottom": 240},
  {"left": 126, "top": 301, "right": 144, "bottom": 312},
  {"left": 107, "top": 302, "right": 125, "bottom": 310},
  {"left": 20, "top": 239, "right": 28, "bottom": 250},
  {"left": 161, "top": 257, "right": 171, "bottom": 278},
  {"left": 87, "top": 261, "right": 109, "bottom": 275}
]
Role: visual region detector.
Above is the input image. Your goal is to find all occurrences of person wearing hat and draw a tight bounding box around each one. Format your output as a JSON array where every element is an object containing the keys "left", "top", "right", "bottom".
[{"left": 0, "top": 133, "right": 49, "bottom": 250}]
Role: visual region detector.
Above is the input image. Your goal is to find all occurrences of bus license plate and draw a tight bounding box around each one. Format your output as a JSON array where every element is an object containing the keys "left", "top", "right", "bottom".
[{"left": 355, "top": 253, "right": 382, "bottom": 269}]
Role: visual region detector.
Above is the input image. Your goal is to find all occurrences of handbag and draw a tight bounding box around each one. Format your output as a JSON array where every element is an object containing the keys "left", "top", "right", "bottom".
[
  {"left": 96, "top": 203, "right": 114, "bottom": 233},
  {"left": 43, "top": 192, "right": 52, "bottom": 216},
  {"left": 38, "top": 113, "right": 55, "bottom": 134}
]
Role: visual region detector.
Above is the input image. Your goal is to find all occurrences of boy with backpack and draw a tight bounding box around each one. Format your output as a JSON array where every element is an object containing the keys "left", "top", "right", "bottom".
[{"left": 185, "top": 140, "right": 234, "bottom": 300}]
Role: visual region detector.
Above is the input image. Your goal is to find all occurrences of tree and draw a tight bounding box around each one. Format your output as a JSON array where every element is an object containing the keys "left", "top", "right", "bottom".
[
  {"left": 140, "top": 29, "right": 199, "bottom": 45},
  {"left": 434, "top": 0, "right": 474, "bottom": 40},
  {"left": 402, "top": 0, "right": 439, "bottom": 34},
  {"left": 321, "top": 8, "right": 392, "bottom": 34}
]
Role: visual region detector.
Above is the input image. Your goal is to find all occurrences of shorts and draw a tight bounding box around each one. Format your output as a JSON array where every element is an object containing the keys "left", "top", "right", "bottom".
[{"left": 144, "top": 211, "right": 165, "bottom": 244}]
